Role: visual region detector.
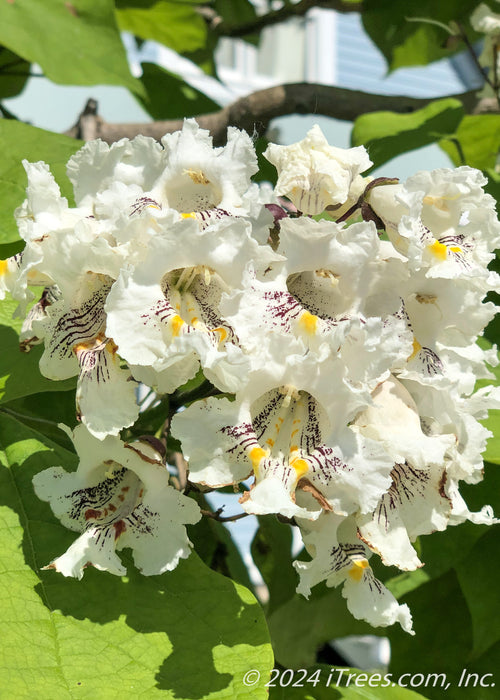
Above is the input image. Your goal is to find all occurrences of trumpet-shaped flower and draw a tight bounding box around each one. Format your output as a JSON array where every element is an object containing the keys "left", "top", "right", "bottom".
[
  {"left": 172, "top": 352, "right": 395, "bottom": 520},
  {"left": 294, "top": 512, "right": 414, "bottom": 633},
  {"left": 264, "top": 125, "right": 372, "bottom": 215},
  {"left": 105, "top": 215, "right": 279, "bottom": 394},
  {"left": 35, "top": 273, "right": 139, "bottom": 439},
  {"left": 367, "top": 168, "right": 500, "bottom": 288},
  {"left": 221, "top": 217, "right": 411, "bottom": 384},
  {"left": 33, "top": 426, "right": 200, "bottom": 578},
  {"left": 356, "top": 460, "right": 451, "bottom": 571},
  {"left": 67, "top": 120, "right": 263, "bottom": 224}
]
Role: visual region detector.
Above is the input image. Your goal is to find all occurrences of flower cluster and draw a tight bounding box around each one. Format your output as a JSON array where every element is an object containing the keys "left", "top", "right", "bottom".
[{"left": 2, "top": 121, "right": 499, "bottom": 634}]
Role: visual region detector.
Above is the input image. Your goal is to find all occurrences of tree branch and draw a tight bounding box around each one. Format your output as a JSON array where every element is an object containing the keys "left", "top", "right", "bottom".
[
  {"left": 209, "top": 0, "right": 363, "bottom": 39},
  {"left": 65, "top": 83, "right": 482, "bottom": 146},
  {"left": 200, "top": 507, "right": 250, "bottom": 523}
]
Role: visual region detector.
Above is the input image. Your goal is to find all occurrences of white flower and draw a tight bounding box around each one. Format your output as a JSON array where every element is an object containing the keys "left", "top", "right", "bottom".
[
  {"left": 172, "top": 352, "right": 395, "bottom": 520},
  {"left": 352, "top": 375, "right": 454, "bottom": 470},
  {"left": 386, "top": 276, "right": 498, "bottom": 395},
  {"left": 35, "top": 273, "right": 139, "bottom": 439},
  {"left": 221, "top": 216, "right": 411, "bottom": 384},
  {"left": 15, "top": 160, "right": 87, "bottom": 243},
  {"left": 357, "top": 461, "right": 451, "bottom": 571},
  {"left": 0, "top": 254, "right": 23, "bottom": 301},
  {"left": 471, "top": 3, "right": 500, "bottom": 35},
  {"left": 294, "top": 512, "right": 414, "bottom": 634},
  {"left": 402, "top": 378, "right": 500, "bottom": 484},
  {"left": 105, "top": 215, "right": 278, "bottom": 394},
  {"left": 18, "top": 285, "right": 60, "bottom": 352},
  {"left": 264, "top": 124, "right": 372, "bottom": 215},
  {"left": 367, "top": 168, "right": 500, "bottom": 288},
  {"left": 33, "top": 425, "right": 200, "bottom": 579},
  {"left": 67, "top": 120, "right": 263, "bottom": 223},
  {"left": 471, "top": 4, "right": 500, "bottom": 70}
]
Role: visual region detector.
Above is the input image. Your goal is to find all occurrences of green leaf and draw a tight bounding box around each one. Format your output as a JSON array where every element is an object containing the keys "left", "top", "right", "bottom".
[
  {"left": 267, "top": 584, "right": 383, "bottom": 669},
  {"left": 362, "top": 0, "right": 481, "bottom": 70},
  {"left": 0, "top": 120, "right": 82, "bottom": 245},
  {"left": 475, "top": 339, "right": 500, "bottom": 466},
  {"left": 481, "top": 409, "right": 500, "bottom": 465},
  {"left": 484, "top": 167, "right": 500, "bottom": 205},
  {"left": 0, "top": 390, "right": 77, "bottom": 452},
  {"left": 439, "top": 115, "right": 500, "bottom": 170},
  {"left": 0, "top": 294, "right": 76, "bottom": 404},
  {"left": 351, "top": 98, "right": 464, "bottom": 170},
  {"left": 387, "top": 566, "right": 500, "bottom": 700},
  {"left": 255, "top": 136, "right": 278, "bottom": 185},
  {"left": 116, "top": 0, "right": 208, "bottom": 54},
  {"left": 0, "top": 240, "right": 24, "bottom": 260},
  {"left": 215, "top": 0, "right": 258, "bottom": 28},
  {"left": 387, "top": 570, "right": 474, "bottom": 699},
  {"left": 250, "top": 515, "right": 296, "bottom": 614},
  {"left": 187, "top": 492, "right": 256, "bottom": 593},
  {"left": 455, "top": 525, "right": 500, "bottom": 658},
  {"left": 0, "top": 0, "right": 141, "bottom": 93},
  {"left": 384, "top": 461, "right": 500, "bottom": 698},
  {"left": 0, "top": 412, "right": 274, "bottom": 698},
  {"left": 0, "top": 47, "right": 30, "bottom": 100},
  {"left": 137, "top": 62, "right": 221, "bottom": 120},
  {"left": 214, "top": 0, "right": 260, "bottom": 45}
]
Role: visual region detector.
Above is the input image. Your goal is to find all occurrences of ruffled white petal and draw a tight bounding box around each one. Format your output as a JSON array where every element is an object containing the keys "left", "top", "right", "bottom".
[{"left": 33, "top": 426, "right": 200, "bottom": 578}]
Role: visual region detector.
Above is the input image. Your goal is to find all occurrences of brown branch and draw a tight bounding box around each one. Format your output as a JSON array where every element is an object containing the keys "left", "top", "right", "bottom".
[
  {"left": 65, "top": 84, "right": 481, "bottom": 146},
  {"left": 200, "top": 507, "right": 250, "bottom": 523},
  {"left": 211, "top": 0, "right": 363, "bottom": 39}
]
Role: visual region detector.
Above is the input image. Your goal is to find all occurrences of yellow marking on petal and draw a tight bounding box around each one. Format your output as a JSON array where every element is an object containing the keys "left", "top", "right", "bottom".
[
  {"left": 73, "top": 341, "right": 90, "bottom": 355},
  {"left": 190, "top": 317, "right": 199, "bottom": 326},
  {"left": 170, "top": 314, "right": 185, "bottom": 337},
  {"left": 27, "top": 270, "right": 42, "bottom": 283},
  {"left": 181, "top": 212, "right": 196, "bottom": 219},
  {"left": 408, "top": 338, "right": 422, "bottom": 362},
  {"left": 212, "top": 326, "right": 227, "bottom": 342},
  {"left": 348, "top": 559, "right": 370, "bottom": 582},
  {"left": 266, "top": 438, "right": 275, "bottom": 447},
  {"left": 106, "top": 339, "right": 119, "bottom": 355},
  {"left": 0, "top": 259, "right": 8, "bottom": 276},
  {"left": 450, "top": 246, "right": 462, "bottom": 253},
  {"left": 290, "top": 444, "right": 298, "bottom": 453},
  {"left": 249, "top": 446, "right": 268, "bottom": 473},
  {"left": 291, "top": 429, "right": 299, "bottom": 439},
  {"left": 298, "top": 310, "right": 318, "bottom": 335},
  {"left": 290, "top": 456, "right": 309, "bottom": 480},
  {"left": 427, "top": 240, "right": 448, "bottom": 260}
]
